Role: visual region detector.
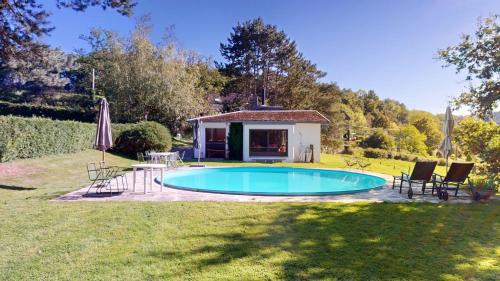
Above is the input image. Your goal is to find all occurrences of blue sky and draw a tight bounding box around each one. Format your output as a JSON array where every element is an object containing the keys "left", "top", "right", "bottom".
[{"left": 40, "top": 0, "right": 499, "bottom": 114}]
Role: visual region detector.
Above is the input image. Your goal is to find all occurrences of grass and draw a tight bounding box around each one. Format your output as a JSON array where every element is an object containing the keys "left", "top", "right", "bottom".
[{"left": 0, "top": 150, "right": 498, "bottom": 280}]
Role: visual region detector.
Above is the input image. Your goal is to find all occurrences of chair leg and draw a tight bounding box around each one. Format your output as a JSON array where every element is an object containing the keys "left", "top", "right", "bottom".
[
  {"left": 422, "top": 181, "right": 426, "bottom": 194},
  {"left": 399, "top": 179, "right": 404, "bottom": 193},
  {"left": 392, "top": 177, "right": 396, "bottom": 189},
  {"left": 124, "top": 175, "right": 129, "bottom": 190},
  {"left": 455, "top": 183, "right": 459, "bottom": 197},
  {"left": 87, "top": 178, "right": 99, "bottom": 194}
]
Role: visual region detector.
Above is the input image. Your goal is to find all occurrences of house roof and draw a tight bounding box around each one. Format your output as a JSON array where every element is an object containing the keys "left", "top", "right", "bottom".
[{"left": 188, "top": 110, "right": 330, "bottom": 124}]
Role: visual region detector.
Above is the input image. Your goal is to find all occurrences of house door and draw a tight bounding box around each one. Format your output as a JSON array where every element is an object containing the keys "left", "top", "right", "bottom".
[{"left": 205, "top": 128, "right": 226, "bottom": 158}]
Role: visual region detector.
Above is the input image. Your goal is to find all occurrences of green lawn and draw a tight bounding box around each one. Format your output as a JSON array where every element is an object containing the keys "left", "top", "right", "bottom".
[{"left": 0, "top": 150, "right": 498, "bottom": 280}]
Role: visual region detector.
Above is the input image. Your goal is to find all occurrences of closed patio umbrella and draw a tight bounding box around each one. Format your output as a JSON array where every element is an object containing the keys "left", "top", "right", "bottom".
[
  {"left": 438, "top": 106, "right": 454, "bottom": 170},
  {"left": 193, "top": 118, "right": 202, "bottom": 165},
  {"left": 95, "top": 98, "right": 113, "bottom": 162}
]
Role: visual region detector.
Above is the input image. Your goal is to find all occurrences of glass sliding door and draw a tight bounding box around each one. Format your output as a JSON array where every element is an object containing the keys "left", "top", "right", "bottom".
[
  {"left": 205, "top": 128, "right": 226, "bottom": 158},
  {"left": 249, "top": 129, "right": 288, "bottom": 157}
]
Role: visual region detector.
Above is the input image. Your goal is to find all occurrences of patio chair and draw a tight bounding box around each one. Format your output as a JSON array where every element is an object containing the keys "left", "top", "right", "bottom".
[
  {"left": 433, "top": 162, "right": 474, "bottom": 201},
  {"left": 177, "top": 151, "right": 185, "bottom": 166},
  {"left": 86, "top": 163, "right": 114, "bottom": 194},
  {"left": 392, "top": 160, "right": 437, "bottom": 199},
  {"left": 137, "top": 152, "right": 147, "bottom": 163},
  {"left": 100, "top": 161, "right": 129, "bottom": 191}
]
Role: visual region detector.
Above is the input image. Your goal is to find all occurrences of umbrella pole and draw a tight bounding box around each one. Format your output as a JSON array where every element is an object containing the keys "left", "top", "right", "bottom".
[{"left": 102, "top": 150, "right": 105, "bottom": 163}]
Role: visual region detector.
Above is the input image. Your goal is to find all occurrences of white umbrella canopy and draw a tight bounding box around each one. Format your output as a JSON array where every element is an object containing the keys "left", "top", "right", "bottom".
[
  {"left": 438, "top": 106, "right": 454, "bottom": 170},
  {"left": 95, "top": 98, "right": 113, "bottom": 162}
]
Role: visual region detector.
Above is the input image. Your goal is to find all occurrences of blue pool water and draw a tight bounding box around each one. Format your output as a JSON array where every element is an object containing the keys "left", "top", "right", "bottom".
[{"left": 159, "top": 167, "right": 386, "bottom": 196}]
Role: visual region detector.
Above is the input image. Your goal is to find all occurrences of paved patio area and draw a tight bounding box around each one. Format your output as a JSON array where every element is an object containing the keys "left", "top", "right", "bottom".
[{"left": 56, "top": 166, "right": 472, "bottom": 203}]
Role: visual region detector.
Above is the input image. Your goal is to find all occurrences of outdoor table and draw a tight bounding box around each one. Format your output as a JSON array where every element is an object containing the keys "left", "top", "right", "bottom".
[
  {"left": 149, "top": 152, "right": 177, "bottom": 168},
  {"left": 131, "top": 163, "right": 167, "bottom": 194}
]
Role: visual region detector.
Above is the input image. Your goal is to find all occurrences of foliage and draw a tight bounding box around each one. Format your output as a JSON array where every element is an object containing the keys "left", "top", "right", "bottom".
[
  {"left": 2, "top": 47, "right": 79, "bottom": 91},
  {"left": 74, "top": 20, "right": 212, "bottom": 132},
  {"left": 395, "top": 125, "right": 428, "bottom": 155},
  {"left": 0, "top": 0, "right": 135, "bottom": 62},
  {"left": 437, "top": 15, "right": 499, "bottom": 119},
  {"left": 114, "top": 121, "right": 172, "bottom": 156},
  {"left": 219, "top": 18, "right": 324, "bottom": 109},
  {"left": 361, "top": 129, "right": 394, "bottom": 150},
  {"left": 453, "top": 117, "right": 499, "bottom": 157},
  {"left": 479, "top": 134, "right": 500, "bottom": 182},
  {"left": 0, "top": 100, "right": 96, "bottom": 122},
  {"left": 0, "top": 115, "right": 95, "bottom": 162},
  {"left": 363, "top": 148, "right": 389, "bottom": 159},
  {"left": 228, "top": 122, "right": 243, "bottom": 160},
  {"left": 408, "top": 111, "right": 443, "bottom": 154}
]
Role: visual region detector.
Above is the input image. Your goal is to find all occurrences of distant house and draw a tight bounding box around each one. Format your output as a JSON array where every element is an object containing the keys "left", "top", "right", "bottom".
[{"left": 189, "top": 109, "right": 329, "bottom": 163}]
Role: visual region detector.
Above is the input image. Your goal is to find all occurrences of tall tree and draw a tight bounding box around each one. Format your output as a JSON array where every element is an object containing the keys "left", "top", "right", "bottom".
[
  {"left": 437, "top": 15, "right": 499, "bottom": 119},
  {"left": 75, "top": 19, "right": 213, "bottom": 132},
  {"left": 219, "top": 18, "right": 324, "bottom": 109},
  {"left": 0, "top": 0, "right": 135, "bottom": 62}
]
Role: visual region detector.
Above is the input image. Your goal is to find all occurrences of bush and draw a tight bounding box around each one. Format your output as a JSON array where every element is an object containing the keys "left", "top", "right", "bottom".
[
  {"left": 0, "top": 115, "right": 143, "bottom": 162},
  {"left": 398, "top": 152, "right": 419, "bottom": 162},
  {"left": 114, "top": 121, "right": 172, "bottom": 156},
  {"left": 361, "top": 129, "right": 394, "bottom": 150},
  {"left": 0, "top": 100, "right": 96, "bottom": 122},
  {"left": 0, "top": 115, "right": 95, "bottom": 162},
  {"left": 363, "top": 148, "right": 388, "bottom": 159}
]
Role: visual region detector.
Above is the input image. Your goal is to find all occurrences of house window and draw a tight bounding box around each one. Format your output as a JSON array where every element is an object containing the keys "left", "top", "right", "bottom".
[{"left": 249, "top": 129, "right": 288, "bottom": 157}]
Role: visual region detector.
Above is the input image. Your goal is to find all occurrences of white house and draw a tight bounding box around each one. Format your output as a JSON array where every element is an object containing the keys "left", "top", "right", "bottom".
[{"left": 189, "top": 110, "right": 329, "bottom": 163}]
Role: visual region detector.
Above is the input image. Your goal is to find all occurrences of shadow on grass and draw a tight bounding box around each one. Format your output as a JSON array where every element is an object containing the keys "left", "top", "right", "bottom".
[
  {"left": 0, "top": 184, "right": 36, "bottom": 191},
  {"left": 147, "top": 203, "right": 498, "bottom": 280}
]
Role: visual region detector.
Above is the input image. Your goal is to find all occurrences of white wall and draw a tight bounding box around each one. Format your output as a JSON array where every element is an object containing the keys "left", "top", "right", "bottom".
[
  {"left": 293, "top": 123, "right": 321, "bottom": 163},
  {"left": 193, "top": 122, "right": 228, "bottom": 159}
]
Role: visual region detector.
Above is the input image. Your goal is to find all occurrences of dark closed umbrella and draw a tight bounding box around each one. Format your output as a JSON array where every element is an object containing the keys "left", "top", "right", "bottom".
[
  {"left": 193, "top": 119, "right": 200, "bottom": 149},
  {"left": 95, "top": 98, "right": 112, "bottom": 162}
]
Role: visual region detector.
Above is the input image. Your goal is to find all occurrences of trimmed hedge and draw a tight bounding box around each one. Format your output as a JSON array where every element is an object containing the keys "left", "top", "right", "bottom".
[
  {"left": 114, "top": 121, "right": 172, "bottom": 156},
  {"left": 0, "top": 115, "right": 95, "bottom": 162},
  {"left": 0, "top": 116, "right": 157, "bottom": 162},
  {"left": 363, "top": 148, "right": 388, "bottom": 159},
  {"left": 0, "top": 101, "right": 96, "bottom": 122}
]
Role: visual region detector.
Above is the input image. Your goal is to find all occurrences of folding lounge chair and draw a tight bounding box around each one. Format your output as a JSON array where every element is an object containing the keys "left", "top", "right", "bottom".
[
  {"left": 433, "top": 162, "right": 474, "bottom": 201},
  {"left": 393, "top": 161, "right": 437, "bottom": 199}
]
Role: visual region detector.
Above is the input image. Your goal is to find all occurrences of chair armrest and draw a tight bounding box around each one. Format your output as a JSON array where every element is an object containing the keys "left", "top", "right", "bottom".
[{"left": 433, "top": 173, "right": 444, "bottom": 181}]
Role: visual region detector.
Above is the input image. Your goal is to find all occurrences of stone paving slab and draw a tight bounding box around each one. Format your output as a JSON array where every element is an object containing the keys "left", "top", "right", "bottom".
[{"left": 56, "top": 166, "right": 473, "bottom": 203}]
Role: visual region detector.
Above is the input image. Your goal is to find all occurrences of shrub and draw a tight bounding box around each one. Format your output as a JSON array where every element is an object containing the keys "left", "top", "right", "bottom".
[
  {"left": 0, "top": 100, "right": 96, "bottom": 122},
  {"left": 398, "top": 152, "right": 419, "bottom": 162},
  {"left": 361, "top": 129, "right": 394, "bottom": 150},
  {"left": 363, "top": 148, "right": 388, "bottom": 159},
  {"left": 0, "top": 115, "right": 95, "bottom": 162},
  {"left": 114, "top": 121, "right": 172, "bottom": 156},
  {"left": 0, "top": 116, "right": 141, "bottom": 162}
]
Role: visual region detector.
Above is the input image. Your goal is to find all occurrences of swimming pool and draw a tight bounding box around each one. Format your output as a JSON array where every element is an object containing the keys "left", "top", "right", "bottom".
[{"left": 158, "top": 167, "right": 386, "bottom": 196}]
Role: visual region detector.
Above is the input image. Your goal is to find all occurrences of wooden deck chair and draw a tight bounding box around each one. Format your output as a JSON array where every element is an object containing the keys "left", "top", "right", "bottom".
[
  {"left": 433, "top": 162, "right": 474, "bottom": 201},
  {"left": 393, "top": 161, "right": 437, "bottom": 199}
]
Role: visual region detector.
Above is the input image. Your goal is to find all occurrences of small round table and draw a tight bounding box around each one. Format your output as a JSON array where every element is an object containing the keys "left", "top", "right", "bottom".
[{"left": 131, "top": 163, "right": 167, "bottom": 194}]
